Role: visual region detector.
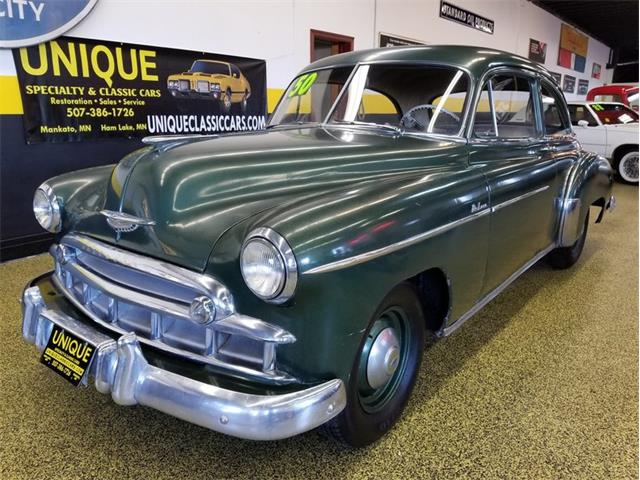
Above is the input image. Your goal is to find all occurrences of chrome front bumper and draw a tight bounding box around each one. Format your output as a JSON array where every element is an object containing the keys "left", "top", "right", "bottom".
[{"left": 21, "top": 285, "right": 346, "bottom": 441}]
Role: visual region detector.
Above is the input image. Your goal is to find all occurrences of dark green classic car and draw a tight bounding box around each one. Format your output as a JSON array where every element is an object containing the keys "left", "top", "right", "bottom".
[{"left": 22, "top": 46, "right": 615, "bottom": 447}]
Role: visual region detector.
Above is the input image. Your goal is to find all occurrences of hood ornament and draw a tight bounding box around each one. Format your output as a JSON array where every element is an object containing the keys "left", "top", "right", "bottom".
[{"left": 100, "top": 210, "right": 156, "bottom": 235}]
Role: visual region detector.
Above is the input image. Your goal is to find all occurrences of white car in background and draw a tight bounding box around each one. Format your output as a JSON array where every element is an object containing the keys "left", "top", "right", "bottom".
[{"left": 567, "top": 101, "right": 639, "bottom": 183}]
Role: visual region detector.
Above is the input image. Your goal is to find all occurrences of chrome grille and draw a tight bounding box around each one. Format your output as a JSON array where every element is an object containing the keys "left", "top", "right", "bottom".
[
  {"left": 196, "top": 80, "right": 210, "bottom": 93},
  {"left": 179, "top": 79, "right": 190, "bottom": 91},
  {"left": 52, "top": 234, "right": 296, "bottom": 384}
]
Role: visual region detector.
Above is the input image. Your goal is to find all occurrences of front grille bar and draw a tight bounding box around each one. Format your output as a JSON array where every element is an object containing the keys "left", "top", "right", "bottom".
[{"left": 52, "top": 234, "right": 297, "bottom": 385}]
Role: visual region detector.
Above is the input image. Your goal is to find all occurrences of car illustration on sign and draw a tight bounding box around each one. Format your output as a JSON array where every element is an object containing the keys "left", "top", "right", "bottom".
[
  {"left": 567, "top": 101, "right": 639, "bottom": 183},
  {"left": 22, "top": 46, "right": 614, "bottom": 447},
  {"left": 167, "top": 59, "right": 251, "bottom": 112}
]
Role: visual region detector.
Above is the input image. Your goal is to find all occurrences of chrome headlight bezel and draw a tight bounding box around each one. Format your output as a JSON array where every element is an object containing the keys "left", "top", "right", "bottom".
[
  {"left": 240, "top": 227, "right": 298, "bottom": 304},
  {"left": 33, "top": 183, "right": 62, "bottom": 233}
]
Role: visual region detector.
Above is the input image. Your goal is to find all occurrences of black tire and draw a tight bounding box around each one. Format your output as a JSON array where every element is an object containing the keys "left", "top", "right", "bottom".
[
  {"left": 320, "top": 282, "right": 425, "bottom": 447},
  {"left": 221, "top": 88, "right": 232, "bottom": 113},
  {"left": 240, "top": 90, "right": 249, "bottom": 113},
  {"left": 546, "top": 211, "right": 589, "bottom": 269}
]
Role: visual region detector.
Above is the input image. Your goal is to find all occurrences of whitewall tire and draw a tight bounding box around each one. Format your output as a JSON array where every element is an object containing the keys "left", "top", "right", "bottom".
[{"left": 618, "top": 150, "right": 639, "bottom": 184}]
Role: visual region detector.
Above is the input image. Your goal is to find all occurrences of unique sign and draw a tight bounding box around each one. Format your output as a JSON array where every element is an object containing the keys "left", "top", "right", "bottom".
[
  {"left": 578, "top": 79, "right": 589, "bottom": 95},
  {"left": 557, "top": 23, "right": 588, "bottom": 73},
  {"left": 563, "top": 74, "right": 576, "bottom": 94},
  {"left": 0, "top": 0, "right": 98, "bottom": 48},
  {"left": 13, "top": 37, "right": 267, "bottom": 143},
  {"left": 592, "top": 63, "right": 601, "bottom": 79},
  {"left": 528, "top": 38, "right": 547, "bottom": 63},
  {"left": 40, "top": 325, "right": 96, "bottom": 386},
  {"left": 439, "top": 1, "right": 494, "bottom": 35},
  {"left": 379, "top": 33, "right": 425, "bottom": 48}
]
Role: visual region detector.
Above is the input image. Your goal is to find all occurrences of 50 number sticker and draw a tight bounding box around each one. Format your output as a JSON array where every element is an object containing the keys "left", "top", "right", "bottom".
[{"left": 288, "top": 72, "right": 318, "bottom": 98}]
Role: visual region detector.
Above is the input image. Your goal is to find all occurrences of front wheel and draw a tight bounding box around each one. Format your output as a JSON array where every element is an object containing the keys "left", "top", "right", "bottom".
[
  {"left": 221, "top": 88, "right": 232, "bottom": 113},
  {"left": 321, "top": 283, "right": 425, "bottom": 447},
  {"left": 546, "top": 211, "right": 589, "bottom": 269},
  {"left": 618, "top": 150, "right": 639, "bottom": 184}
]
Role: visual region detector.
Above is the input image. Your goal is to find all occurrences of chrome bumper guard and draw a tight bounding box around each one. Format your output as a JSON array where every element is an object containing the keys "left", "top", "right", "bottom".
[{"left": 22, "top": 286, "right": 346, "bottom": 441}]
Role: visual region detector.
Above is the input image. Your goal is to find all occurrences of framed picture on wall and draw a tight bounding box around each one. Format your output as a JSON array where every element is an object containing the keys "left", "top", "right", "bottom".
[
  {"left": 528, "top": 38, "right": 547, "bottom": 63},
  {"left": 549, "top": 71, "right": 562, "bottom": 86},
  {"left": 592, "top": 63, "right": 602, "bottom": 79},
  {"left": 563, "top": 75, "right": 576, "bottom": 93},
  {"left": 578, "top": 79, "right": 589, "bottom": 95}
]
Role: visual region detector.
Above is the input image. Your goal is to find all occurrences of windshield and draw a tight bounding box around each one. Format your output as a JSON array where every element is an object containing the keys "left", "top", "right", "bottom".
[
  {"left": 269, "top": 64, "right": 469, "bottom": 136},
  {"left": 590, "top": 103, "right": 639, "bottom": 124},
  {"left": 190, "top": 61, "right": 229, "bottom": 75}
]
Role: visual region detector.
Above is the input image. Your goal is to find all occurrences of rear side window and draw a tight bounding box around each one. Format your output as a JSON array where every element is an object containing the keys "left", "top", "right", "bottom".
[
  {"left": 540, "top": 81, "right": 571, "bottom": 135},
  {"left": 473, "top": 74, "right": 537, "bottom": 139}
]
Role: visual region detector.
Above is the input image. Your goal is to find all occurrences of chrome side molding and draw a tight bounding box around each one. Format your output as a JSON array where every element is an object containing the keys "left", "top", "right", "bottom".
[{"left": 439, "top": 243, "right": 556, "bottom": 337}]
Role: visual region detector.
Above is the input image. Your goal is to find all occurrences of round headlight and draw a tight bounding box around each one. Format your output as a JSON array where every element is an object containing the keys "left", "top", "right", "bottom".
[
  {"left": 33, "top": 183, "right": 61, "bottom": 232},
  {"left": 240, "top": 228, "right": 298, "bottom": 303}
]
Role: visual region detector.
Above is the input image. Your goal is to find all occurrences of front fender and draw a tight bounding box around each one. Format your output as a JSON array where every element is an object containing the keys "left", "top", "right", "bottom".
[{"left": 558, "top": 151, "right": 613, "bottom": 246}]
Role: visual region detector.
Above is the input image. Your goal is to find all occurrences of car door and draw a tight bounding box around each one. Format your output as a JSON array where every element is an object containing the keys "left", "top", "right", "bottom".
[
  {"left": 468, "top": 69, "right": 559, "bottom": 296},
  {"left": 567, "top": 104, "right": 606, "bottom": 155}
]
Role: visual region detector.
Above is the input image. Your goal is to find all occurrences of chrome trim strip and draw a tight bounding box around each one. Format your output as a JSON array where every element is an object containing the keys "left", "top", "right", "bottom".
[
  {"left": 490, "top": 185, "right": 550, "bottom": 213},
  {"left": 439, "top": 243, "right": 556, "bottom": 337},
  {"left": 51, "top": 273, "right": 297, "bottom": 384},
  {"left": 62, "top": 234, "right": 235, "bottom": 318},
  {"left": 304, "top": 208, "right": 491, "bottom": 275},
  {"left": 21, "top": 290, "right": 345, "bottom": 441}
]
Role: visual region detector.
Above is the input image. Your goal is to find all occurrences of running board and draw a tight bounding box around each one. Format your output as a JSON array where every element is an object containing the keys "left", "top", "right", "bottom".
[{"left": 438, "top": 243, "right": 556, "bottom": 337}]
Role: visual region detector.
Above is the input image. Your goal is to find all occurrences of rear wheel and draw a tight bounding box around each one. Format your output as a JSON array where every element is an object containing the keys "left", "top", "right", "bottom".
[
  {"left": 321, "top": 283, "right": 425, "bottom": 447},
  {"left": 221, "top": 88, "right": 232, "bottom": 113},
  {"left": 618, "top": 150, "right": 639, "bottom": 184},
  {"left": 547, "top": 211, "right": 589, "bottom": 269}
]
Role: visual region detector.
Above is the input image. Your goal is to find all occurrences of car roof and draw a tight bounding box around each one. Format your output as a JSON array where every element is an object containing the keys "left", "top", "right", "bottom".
[
  {"left": 194, "top": 59, "right": 231, "bottom": 66},
  {"left": 299, "top": 45, "right": 552, "bottom": 80}
]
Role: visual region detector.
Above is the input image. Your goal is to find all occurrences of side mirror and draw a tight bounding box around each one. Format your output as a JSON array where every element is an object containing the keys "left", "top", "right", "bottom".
[{"left": 577, "top": 120, "right": 589, "bottom": 128}]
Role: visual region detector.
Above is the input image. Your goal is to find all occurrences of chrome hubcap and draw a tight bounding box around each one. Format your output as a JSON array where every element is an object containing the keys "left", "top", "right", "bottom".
[
  {"left": 366, "top": 327, "right": 401, "bottom": 389},
  {"left": 621, "top": 154, "right": 639, "bottom": 181}
]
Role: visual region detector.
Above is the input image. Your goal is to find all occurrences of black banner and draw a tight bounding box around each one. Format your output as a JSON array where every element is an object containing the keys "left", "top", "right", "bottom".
[
  {"left": 379, "top": 33, "right": 425, "bottom": 48},
  {"left": 439, "top": 1, "right": 494, "bottom": 35},
  {"left": 13, "top": 37, "right": 267, "bottom": 143}
]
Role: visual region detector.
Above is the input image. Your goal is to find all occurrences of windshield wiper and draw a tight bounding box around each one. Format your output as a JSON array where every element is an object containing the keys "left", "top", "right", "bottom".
[{"left": 331, "top": 120, "right": 404, "bottom": 136}]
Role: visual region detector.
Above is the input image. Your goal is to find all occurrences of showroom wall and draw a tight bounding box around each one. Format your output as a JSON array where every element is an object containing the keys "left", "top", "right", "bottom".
[
  {"left": 0, "top": 0, "right": 614, "bottom": 113},
  {"left": 0, "top": 0, "right": 616, "bottom": 260}
]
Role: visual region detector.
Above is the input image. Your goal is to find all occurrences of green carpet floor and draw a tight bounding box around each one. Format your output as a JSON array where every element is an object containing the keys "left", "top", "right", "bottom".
[{"left": 0, "top": 184, "right": 637, "bottom": 479}]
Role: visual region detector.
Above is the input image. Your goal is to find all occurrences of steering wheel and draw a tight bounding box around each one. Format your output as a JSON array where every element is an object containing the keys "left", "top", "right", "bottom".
[{"left": 399, "top": 104, "right": 460, "bottom": 131}]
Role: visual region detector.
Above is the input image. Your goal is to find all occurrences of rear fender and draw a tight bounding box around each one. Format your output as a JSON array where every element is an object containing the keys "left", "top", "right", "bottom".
[{"left": 557, "top": 151, "right": 613, "bottom": 246}]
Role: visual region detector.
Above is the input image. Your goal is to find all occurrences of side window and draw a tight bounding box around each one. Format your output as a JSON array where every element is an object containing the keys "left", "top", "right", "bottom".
[
  {"left": 231, "top": 65, "right": 241, "bottom": 78},
  {"left": 567, "top": 105, "right": 598, "bottom": 126},
  {"left": 540, "top": 81, "right": 571, "bottom": 135},
  {"left": 473, "top": 74, "right": 537, "bottom": 139},
  {"left": 594, "top": 94, "right": 621, "bottom": 103}
]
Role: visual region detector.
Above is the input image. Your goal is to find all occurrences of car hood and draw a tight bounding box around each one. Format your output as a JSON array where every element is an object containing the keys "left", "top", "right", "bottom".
[{"left": 73, "top": 126, "right": 465, "bottom": 271}]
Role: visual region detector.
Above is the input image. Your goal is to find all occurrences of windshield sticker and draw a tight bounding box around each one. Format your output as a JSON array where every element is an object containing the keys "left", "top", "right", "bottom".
[
  {"left": 619, "top": 113, "right": 633, "bottom": 124},
  {"left": 591, "top": 103, "right": 604, "bottom": 111},
  {"left": 288, "top": 72, "right": 318, "bottom": 98}
]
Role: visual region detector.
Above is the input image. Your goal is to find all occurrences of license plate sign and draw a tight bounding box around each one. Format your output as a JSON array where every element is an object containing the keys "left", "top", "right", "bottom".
[{"left": 40, "top": 325, "right": 96, "bottom": 386}]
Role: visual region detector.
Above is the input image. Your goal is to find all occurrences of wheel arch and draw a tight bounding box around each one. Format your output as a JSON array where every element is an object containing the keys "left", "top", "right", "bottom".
[
  {"left": 612, "top": 143, "right": 639, "bottom": 164},
  {"left": 406, "top": 267, "right": 450, "bottom": 333}
]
